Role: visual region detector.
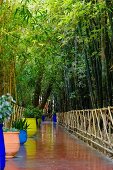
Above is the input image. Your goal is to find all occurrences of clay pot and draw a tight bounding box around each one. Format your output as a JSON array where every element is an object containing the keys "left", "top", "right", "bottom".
[{"left": 4, "top": 132, "right": 20, "bottom": 158}]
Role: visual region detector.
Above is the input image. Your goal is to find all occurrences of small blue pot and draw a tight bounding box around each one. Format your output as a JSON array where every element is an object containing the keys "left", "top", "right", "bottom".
[
  {"left": 19, "top": 130, "right": 27, "bottom": 145},
  {"left": 52, "top": 114, "right": 57, "bottom": 122},
  {"left": 0, "top": 124, "right": 5, "bottom": 170},
  {"left": 42, "top": 115, "right": 45, "bottom": 121}
]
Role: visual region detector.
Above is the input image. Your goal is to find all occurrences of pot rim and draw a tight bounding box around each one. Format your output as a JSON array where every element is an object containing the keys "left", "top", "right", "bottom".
[{"left": 3, "top": 131, "right": 19, "bottom": 134}]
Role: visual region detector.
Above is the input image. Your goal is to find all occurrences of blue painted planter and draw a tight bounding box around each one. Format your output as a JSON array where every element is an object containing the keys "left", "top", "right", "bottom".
[
  {"left": 19, "top": 130, "right": 27, "bottom": 145},
  {"left": 52, "top": 114, "right": 57, "bottom": 122},
  {"left": 42, "top": 115, "right": 45, "bottom": 121},
  {"left": 0, "top": 124, "right": 5, "bottom": 170}
]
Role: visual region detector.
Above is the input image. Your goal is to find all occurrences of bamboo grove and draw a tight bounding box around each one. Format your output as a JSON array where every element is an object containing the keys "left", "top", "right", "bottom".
[{"left": 0, "top": 0, "right": 113, "bottom": 112}]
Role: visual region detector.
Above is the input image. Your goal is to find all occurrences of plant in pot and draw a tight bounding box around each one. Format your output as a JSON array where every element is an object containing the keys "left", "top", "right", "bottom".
[
  {"left": 12, "top": 118, "right": 30, "bottom": 145},
  {"left": 32, "top": 107, "right": 42, "bottom": 128},
  {"left": 22, "top": 106, "right": 39, "bottom": 137},
  {"left": 0, "top": 94, "right": 18, "bottom": 168}
]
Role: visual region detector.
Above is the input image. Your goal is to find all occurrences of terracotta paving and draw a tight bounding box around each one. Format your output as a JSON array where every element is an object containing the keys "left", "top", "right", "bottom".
[{"left": 5, "top": 122, "right": 113, "bottom": 170}]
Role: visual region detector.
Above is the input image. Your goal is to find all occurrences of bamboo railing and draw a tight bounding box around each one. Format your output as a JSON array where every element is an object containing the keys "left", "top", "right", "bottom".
[
  {"left": 11, "top": 104, "right": 25, "bottom": 121},
  {"left": 57, "top": 107, "right": 113, "bottom": 157},
  {"left": 4, "top": 104, "right": 24, "bottom": 128}
]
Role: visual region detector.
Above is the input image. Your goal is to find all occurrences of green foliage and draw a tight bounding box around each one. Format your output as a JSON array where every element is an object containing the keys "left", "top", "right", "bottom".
[
  {"left": 12, "top": 118, "right": 30, "bottom": 131},
  {"left": 23, "top": 106, "right": 42, "bottom": 118},
  {"left": 3, "top": 128, "right": 19, "bottom": 132},
  {"left": 32, "top": 107, "right": 42, "bottom": 119},
  {"left": 0, "top": 94, "right": 15, "bottom": 123},
  {"left": 1, "top": 0, "right": 113, "bottom": 111},
  {"left": 23, "top": 106, "right": 36, "bottom": 118}
]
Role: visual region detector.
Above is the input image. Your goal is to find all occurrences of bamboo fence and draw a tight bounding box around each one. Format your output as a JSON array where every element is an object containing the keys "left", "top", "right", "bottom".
[
  {"left": 4, "top": 104, "right": 25, "bottom": 128},
  {"left": 57, "top": 107, "right": 113, "bottom": 157}
]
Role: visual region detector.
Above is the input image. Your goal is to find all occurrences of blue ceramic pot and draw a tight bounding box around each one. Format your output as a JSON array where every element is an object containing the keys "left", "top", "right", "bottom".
[
  {"left": 42, "top": 115, "right": 45, "bottom": 121},
  {"left": 19, "top": 130, "right": 27, "bottom": 145},
  {"left": 0, "top": 124, "right": 5, "bottom": 170},
  {"left": 52, "top": 114, "right": 57, "bottom": 122}
]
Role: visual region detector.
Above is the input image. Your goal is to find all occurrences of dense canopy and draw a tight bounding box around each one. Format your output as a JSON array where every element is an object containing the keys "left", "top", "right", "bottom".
[{"left": 0, "top": 0, "right": 113, "bottom": 112}]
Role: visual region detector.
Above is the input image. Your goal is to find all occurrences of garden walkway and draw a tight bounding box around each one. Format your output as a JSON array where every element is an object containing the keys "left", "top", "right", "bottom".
[{"left": 5, "top": 122, "right": 113, "bottom": 170}]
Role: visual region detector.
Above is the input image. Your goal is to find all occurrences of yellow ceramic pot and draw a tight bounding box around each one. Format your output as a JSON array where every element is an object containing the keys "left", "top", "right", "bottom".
[{"left": 25, "top": 118, "right": 37, "bottom": 137}]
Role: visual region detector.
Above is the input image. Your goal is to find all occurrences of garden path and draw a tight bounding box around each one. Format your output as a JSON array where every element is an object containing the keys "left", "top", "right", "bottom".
[{"left": 5, "top": 122, "right": 113, "bottom": 170}]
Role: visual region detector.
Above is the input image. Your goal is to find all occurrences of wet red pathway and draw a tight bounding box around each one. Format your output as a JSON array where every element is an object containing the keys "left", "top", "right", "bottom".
[{"left": 5, "top": 122, "right": 113, "bottom": 170}]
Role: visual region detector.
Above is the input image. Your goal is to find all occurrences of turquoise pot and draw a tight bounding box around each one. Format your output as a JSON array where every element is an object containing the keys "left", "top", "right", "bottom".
[{"left": 19, "top": 130, "right": 27, "bottom": 145}]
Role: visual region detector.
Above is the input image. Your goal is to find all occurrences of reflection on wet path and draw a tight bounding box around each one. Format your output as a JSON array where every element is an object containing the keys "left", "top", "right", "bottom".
[{"left": 5, "top": 122, "right": 113, "bottom": 170}]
